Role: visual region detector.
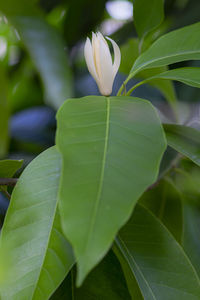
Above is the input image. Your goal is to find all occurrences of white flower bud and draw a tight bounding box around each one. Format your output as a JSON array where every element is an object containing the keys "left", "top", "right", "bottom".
[{"left": 84, "top": 32, "right": 121, "bottom": 96}]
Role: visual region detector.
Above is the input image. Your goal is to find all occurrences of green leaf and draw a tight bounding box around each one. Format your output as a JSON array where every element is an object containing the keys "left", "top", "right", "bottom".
[
  {"left": 0, "top": 0, "right": 40, "bottom": 16},
  {"left": 12, "top": 16, "right": 73, "bottom": 109},
  {"left": 183, "top": 201, "right": 200, "bottom": 278},
  {"left": 0, "top": 65, "right": 9, "bottom": 158},
  {"left": 138, "top": 68, "right": 177, "bottom": 107},
  {"left": 140, "top": 178, "right": 183, "bottom": 242},
  {"left": 0, "top": 159, "right": 23, "bottom": 178},
  {"left": 130, "top": 22, "right": 200, "bottom": 78},
  {"left": 0, "top": 159, "right": 23, "bottom": 192},
  {"left": 119, "top": 38, "right": 139, "bottom": 74},
  {"left": 146, "top": 67, "right": 200, "bottom": 88},
  {"left": 75, "top": 250, "right": 131, "bottom": 299},
  {"left": 0, "top": 1, "right": 73, "bottom": 109},
  {"left": 64, "top": 0, "right": 106, "bottom": 47},
  {"left": 133, "top": 0, "right": 164, "bottom": 39},
  {"left": 113, "top": 244, "right": 144, "bottom": 300},
  {"left": 116, "top": 204, "right": 200, "bottom": 300},
  {"left": 175, "top": 168, "right": 200, "bottom": 278},
  {"left": 163, "top": 124, "right": 200, "bottom": 166},
  {"left": 0, "top": 146, "right": 74, "bottom": 300},
  {"left": 51, "top": 251, "right": 131, "bottom": 300},
  {"left": 56, "top": 95, "right": 166, "bottom": 285}
]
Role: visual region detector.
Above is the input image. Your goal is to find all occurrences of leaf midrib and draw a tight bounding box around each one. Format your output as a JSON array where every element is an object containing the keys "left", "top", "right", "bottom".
[{"left": 84, "top": 97, "right": 111, "bottom": 254}]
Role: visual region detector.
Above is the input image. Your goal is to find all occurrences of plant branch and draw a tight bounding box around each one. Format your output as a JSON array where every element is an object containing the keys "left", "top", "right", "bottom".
[
  {"left": 126, "top": 79, "right": 147, "bottom": 96},
  {"left": 0, "top": 178, "right": 18, "bottom": 186},
  {"left": 1, "top": 189, "right": 11, "bottom": 200}
]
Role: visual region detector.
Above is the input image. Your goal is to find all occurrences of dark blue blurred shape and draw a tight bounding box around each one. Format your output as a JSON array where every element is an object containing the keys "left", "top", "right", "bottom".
[
  {"left": 0, "top": 193, "right": 9, "bottom": 213},
  {"left": 0, "top": 193, "right": 9, "bottom": 228},
  {"left": 10, "top": 106, "right": 56, "bottom": 146}
]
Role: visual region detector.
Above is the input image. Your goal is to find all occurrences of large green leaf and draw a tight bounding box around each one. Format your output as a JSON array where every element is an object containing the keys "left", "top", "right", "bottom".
[
  {"left": 0, "top": 1, "right": 73, "bottom": 109},
  {"left": 56, "top": 95, "right": 166, "bottom": 285},
  {"left": 115, "top": 205, "right": 200, "bottom": 300},
  {"left": 51, "top": 251, "right": 131, "bottom": 300},
  {"left": 140, "top": 178, "right": 183, "bottom": 242},
  {"left": 145, "top": 67, "right": 200, "bottom": 88},
  {"left": 112, "top": 243, "right": 144, "bottom": 300},
  {"left": 133, "top": 0, "right": 164, "bottom": 39},
  {"left": 175, "top": 168, "right": 200, "bottom": 278},
  {"left": 130, "top": 22, "right": 200, "bottom": 78},
  {"left": 163, "top": 124, "right": 200, "bottom": 166},
  {"left": 0, "top": 146, "right": 74, "bottom": 300}
]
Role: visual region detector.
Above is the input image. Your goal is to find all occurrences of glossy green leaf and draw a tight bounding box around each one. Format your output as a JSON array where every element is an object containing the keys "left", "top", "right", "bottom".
[
  {"left": 130, "top": 22, "right": 200, "bottom": 78},
  {"left": 116, "top": 205, "right": 200, "bottom": 300},
  {"left": 51, "top": 251, "right": 131, "bottom": 300},
  {"left": 56, "top": 95, "right": 166, "bottom": 285},
  {"left": 0, "top": 146, "right": 74, "bottom": 300},
  {"left": 163, "top": 124, "right": 200, "bottom": 166},
  {"left": 0, "top": 1, "right": 73, "bottom": 109},
  {"left": 146, "top": 67, "right": 200, "bottom": 88},
  {"left": 140, "top": 178, "right": 183, "bottom": 242},
  {"left": 133, "top": 0, "right": 164, "bottom": 39}
]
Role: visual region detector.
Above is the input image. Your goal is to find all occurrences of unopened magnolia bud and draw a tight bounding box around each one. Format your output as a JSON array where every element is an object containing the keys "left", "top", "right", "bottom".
[{"left": 84, "top": 32, "right": 121, "bottom": 96}]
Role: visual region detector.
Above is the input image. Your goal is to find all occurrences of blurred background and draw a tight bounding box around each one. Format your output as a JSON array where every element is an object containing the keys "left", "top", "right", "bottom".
[{"left": 0, "top": 0, "right": 200, "bottom": 224}]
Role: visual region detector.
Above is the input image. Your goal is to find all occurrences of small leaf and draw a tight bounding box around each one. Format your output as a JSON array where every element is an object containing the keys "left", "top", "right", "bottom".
[
  {"left": 116, "top": 205, "right": 200, "bottom": 300},
  {"left": 0, "top": 159, "right": 23, "bottom": 178},
  {"left": 56, "top": 95, "right": 166, "bottom": 285},
  {"left": 130, "top": 22, "right": 200, "bottom": 77},
  {"left": 145, "top": 67, "right": 200, "bottom": 89},
  {"left": 133, "top": 0, "right": 164, "bottom": 39},
  {"left": 0, "top": 147, "right": 74, "bottom": 300},
  {"left": 163, "top": 124, "right": 200, "bottom": 166},
  {"left": 0, "top": 159, "right": 23, "bottom": 192}
]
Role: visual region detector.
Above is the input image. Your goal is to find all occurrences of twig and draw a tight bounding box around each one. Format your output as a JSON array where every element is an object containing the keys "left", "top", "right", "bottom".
[
  {"left": 0, "top": 178, "right": 18, "bottom": 186},
  {"left": 1, "top": 189, "right": 11, "bottom": 200}
]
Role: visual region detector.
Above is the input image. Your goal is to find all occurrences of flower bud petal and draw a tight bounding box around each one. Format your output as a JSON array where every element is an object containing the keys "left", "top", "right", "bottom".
[
  {"left": 106, "top": 36, "right": 121, "bottom": 78},
  {"left": 84, "top": 37, "right": 98, "bottom": 83},
  {"left": 97, "top": 32, "right": 113, "bottom": 96}
]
